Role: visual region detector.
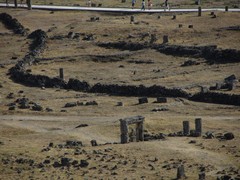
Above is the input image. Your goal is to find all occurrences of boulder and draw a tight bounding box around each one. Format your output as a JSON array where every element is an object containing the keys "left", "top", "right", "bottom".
[
  {"left": 32, "top": 104, "right": 43, "bottom": 111},
  {"left": 224, "top": 132, "right": 234, "bottom": 140},
  {"left": 64, "top": 102, "right": 77, "bottom": 108},
  {"left": 79, "top": 160, "right": 89, "bottom": 167},
  {"left": 61, "top": 158, "right": 71, "bottom": 167}
]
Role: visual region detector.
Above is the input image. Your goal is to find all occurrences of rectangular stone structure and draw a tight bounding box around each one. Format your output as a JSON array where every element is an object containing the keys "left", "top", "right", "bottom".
[
  {"left": 156, "top": 97, "right": 167, "bottom": 103},
  {"left": 183, "top": 121, "right": 190, "bottom": 136},
  {"left": 163, "top": 35, "right": 169, "bottom": 44},
  {"left": 195, "top": 118, "right": 202, "bottom": 136},
  {"left": 119, "top": 116, "right": 144, "bottom": 144}
]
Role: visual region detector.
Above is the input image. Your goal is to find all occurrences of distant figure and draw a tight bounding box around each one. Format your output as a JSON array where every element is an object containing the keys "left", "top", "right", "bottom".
[
  {"left": 132, "top": 0, "right": 136, "bottom": 9},
  {"left": 87, "top": 0, "right": 92, "bottom": 7},
  {"left": 148, "top": 0, "right": 152, "bottom": 10},
  {"left": 141, "top": 0, "right": 145, "bottom": 10},
  {"left": 164, "top": 0, "right": 169, "bottom": 11},
  {"left": 6, "top": 0, "right": 9, "bottom": 6},
  {"left": 195, "top": 0, "right": 201, "bottom": 5}
]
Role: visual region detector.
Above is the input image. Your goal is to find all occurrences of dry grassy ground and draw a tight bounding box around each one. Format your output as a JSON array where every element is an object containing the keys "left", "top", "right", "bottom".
[
  {"left": 1, "top": 0, "right": 240, "bottom": 8},
  {"left": 0, "top": 5, "right": 240, "bottom": 180}
]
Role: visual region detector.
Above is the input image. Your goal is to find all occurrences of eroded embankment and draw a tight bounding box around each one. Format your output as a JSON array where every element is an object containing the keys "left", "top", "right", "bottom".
[{"left": 1, "top": 13, "right": 240, "bottom": 106}]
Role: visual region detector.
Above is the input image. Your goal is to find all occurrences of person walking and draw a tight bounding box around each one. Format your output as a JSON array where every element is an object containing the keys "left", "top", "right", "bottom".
[
  {"left": 164, "top": 0, "right": 169, "bottom": 11},
  {"left": 132, "top": 0, "right": 136, "bottom": 9},
  {"left": 148, "top": 0, "right": 152, "bottom": 10},
  {"left": 141, "top": 0, "right": 145, "bottom": 10}
]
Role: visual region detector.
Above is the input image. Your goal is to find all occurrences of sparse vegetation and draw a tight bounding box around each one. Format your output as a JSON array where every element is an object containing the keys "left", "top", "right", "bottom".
[{"left": 0, "top": 1, "right": 239, "bottom": 179}]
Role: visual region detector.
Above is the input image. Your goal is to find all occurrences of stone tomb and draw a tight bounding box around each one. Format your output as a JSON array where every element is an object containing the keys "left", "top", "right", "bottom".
[{"left": 119, "top": 116, "right": 144, "bottom": 144}]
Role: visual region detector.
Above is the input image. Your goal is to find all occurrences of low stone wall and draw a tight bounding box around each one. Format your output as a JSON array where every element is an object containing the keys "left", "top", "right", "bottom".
[
  {"left": 98, "top": 42, "right": 240, "bottom": 64},
  {"left": 0, "top": 13, "right": 27, "bottom": 35},
  {"left": 189, "top": 92, "right": 240, "bottom": 106},
  {"left": 1, "top": 13, "right": 239, "bottom": 106},
  {"left": 98, "top": 41, "right": 149, "bottom": 51},
  {"left": 90, "top": 83, "right": 189, "bottom": 98}
]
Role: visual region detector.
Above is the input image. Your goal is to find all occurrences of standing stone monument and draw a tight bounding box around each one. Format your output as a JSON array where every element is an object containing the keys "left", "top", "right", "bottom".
[
  {"left": 183, "top": 121, "right": 190, "bottom": 136},
  {"left": 163, "top": 35, "right": 169, "bottom": 44},
  {"left": 59, "top": 68, "right": 64, "bottom": 79},
  {"left": 195, "top": 118, "right": 202, "bottom": 136},
  {"left": 119, "top": 116, "right": 144, "bottom": 144},
  {"left": 177, "top": 165, "right": 185, "bottom": 179},
  {"left": 130, "top": 16, "right": 135, "bottom": 24}
]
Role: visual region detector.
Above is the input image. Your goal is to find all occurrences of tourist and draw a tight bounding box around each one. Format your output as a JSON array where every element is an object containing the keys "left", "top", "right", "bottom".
[
  {"left": 141, "top": 0, "right": 145, "bottom": 10},
  {"left": 132, "top": 0, "right": 136, "bottom": 9},
  {"left": 148, "top": 0, "right": 152, "bottom": 10},
  {"left": 164, "top": 0, "right": 170, "bottom": 11},
  {"left": 87, "top": 0, "right": 91, "bottom": 7}
]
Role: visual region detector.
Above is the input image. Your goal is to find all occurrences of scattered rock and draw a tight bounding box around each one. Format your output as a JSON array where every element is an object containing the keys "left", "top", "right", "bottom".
[
  {"left": 17, "top": 98, "right": 30, "bottom": 109},
  {"left": 7, "top": 93, "right": 15, "bottom": 99},
  {"left": 82, "top": 34, "right": 94, "bottom": 41},
  {"left": 32, "top": 104, "right": 43, "bottom": 111},
  {"left": 152, "top": 107, "right": 169, "bottom": 112},
  {"left": 155, "top": 97, "right": 167, "bottom": 103},
  {"left": 138, "top": 97, "right": 148, "bottom": 104},
  {"left": 64, "top": 102, "right": 77, "bottom": 108},
  {"left": 204, "top": 131, "right": 214, "bottom": 139},
  {"left": 181, "top": 60, "right": 200, "bottom": 67},
  {"left": 46, "top": 107, "right": 53, "bottom": 112},
  {"left": 75, "top": 124, "right": 88, "bottom": 128},
  {"left": 189, "top": 140, "right": 197, "bottom": 144},
  {"left": 65, "top": 140, "right": 83, "bottom": 147},
  {"left": 80, "top": 160, "right": 89, "bottom": 167},
  {"left": 90, "top": 140, "right": 98, "bottom": 146},
  {"left": 8, "top": 106, "right": 16, "bottom": 110},
  {"left": 85, "top": 101, "right": 98, "bottom": 106},
  {"left": 61, "top": 157, "right": 71, "bottom": 167},
  {"left": 224, "top": 132, "right": 234, "bottom": 140}
]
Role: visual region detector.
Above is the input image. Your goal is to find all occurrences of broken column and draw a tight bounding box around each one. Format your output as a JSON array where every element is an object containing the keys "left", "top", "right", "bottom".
[
  {"left": 130, "top": 16, "right": 134, "bottom": 24},
  {"left": 183, "top": 121, "right": 190, "bottom": 136},
  {"left": 59, "top": 68, "right": 64, "bottom": 79},
  {"left": 163, "top": 35, "right": 169, "bottom": 44},
  {"left": 177, "top": 165, "right": 185, "bottom": 179},
  {"left": 120, "top": 119, "right": 129, "bottom": 144},
  {"left": 195, "top": 118, "right": 202, "bottom": 137},
  {"left": 137, "top": 122, "right": 144, "bottom": 141}
]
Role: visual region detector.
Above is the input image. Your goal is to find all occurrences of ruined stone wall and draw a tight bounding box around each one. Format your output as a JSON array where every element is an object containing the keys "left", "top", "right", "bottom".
[
  {"left": 189, "top": 92, "right": 240, "bottom": 106},
  {"left": 1, "top": 13, "right": 239, "bottom": 106},
  {"left": 98, "top": 42, "right": 240, "bottom": 64}
]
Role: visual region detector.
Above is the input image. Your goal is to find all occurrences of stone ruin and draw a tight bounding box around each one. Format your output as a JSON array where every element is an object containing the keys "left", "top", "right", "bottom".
[
  {"left": 183, "top": 118, "right": 202, "bottom": 137},
  {"left": 119, "top": 116, "right": 144, "bottom": 144}
]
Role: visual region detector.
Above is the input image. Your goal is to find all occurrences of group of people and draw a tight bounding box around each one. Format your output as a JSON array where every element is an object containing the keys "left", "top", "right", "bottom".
[{"left": 132, "top": 0, "right": 170, "bottom": 10}]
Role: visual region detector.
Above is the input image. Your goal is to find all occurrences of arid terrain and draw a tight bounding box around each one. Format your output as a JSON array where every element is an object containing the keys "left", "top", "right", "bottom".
[{"left": 0, "top": 1, "right": 240, "bottom": 179}]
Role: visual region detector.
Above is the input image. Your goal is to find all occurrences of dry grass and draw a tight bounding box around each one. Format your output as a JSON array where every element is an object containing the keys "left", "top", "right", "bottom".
[{"left": 0, "top": 7, "right": 240, "bottom": 180}]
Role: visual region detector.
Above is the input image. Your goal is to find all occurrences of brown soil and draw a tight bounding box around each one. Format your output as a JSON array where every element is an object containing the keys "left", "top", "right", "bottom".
[{"left": 0, "top": 4, "right": 239, "bottom": 180}]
